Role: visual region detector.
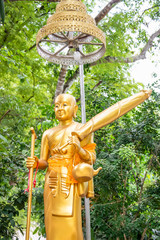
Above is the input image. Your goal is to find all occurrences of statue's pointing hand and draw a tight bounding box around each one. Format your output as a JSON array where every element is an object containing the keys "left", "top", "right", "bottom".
[
  {"left": 51, "top": 136, "right": 81, "bottom": 155},
  {"left": 52, "top": 146, "right": 67, "bottom": 154},
  {"left": 67, "top": 135, "right": 81, "bottom": 153}
]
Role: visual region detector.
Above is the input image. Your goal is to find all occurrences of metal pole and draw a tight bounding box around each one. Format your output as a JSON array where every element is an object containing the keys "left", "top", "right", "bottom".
[
  {"left": 79, "top": 46, "right": 91, "bottom": 240},
  {"left": 79, "top": 64, "right": 86, "bottom": 123}
]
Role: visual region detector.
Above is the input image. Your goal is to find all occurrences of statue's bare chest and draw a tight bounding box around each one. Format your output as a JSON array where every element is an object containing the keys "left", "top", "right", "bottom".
[{"left": 47, "top": 123, "right": 80, "bottom": 150}]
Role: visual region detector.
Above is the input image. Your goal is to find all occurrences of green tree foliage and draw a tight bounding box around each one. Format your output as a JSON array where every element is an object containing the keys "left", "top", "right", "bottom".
[
  {"left": 90, "top": 84, "right": 160, "bottom": 240},
  {"left": 0, "top": 0, "right": 160, "bottom": 239}
]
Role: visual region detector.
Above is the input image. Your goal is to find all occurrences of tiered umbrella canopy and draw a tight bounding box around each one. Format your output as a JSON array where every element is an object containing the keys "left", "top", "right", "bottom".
[{"left": 36, "top": 0, "right": 106, "bottom": 65}]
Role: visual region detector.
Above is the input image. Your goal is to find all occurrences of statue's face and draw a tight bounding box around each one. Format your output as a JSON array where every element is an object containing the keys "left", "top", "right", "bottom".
[{"left": 54, "top": 94, "right": 77, "bottom": 121}]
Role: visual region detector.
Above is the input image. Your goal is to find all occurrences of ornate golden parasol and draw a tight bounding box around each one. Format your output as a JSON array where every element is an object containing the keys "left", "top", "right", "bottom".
[{"left": 36, "top": 0, "right": 106, "bottom": 65}]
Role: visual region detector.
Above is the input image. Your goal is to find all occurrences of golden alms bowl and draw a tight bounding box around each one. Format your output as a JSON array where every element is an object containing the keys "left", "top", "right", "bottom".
[{"left": 72, "top": 163, "right": 102, "bottom": 183}]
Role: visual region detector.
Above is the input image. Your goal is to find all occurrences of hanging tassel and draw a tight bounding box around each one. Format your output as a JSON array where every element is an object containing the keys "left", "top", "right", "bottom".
[
  {"left": 33, "top": 162, "right": 39, "bottom": 187},
  {"left": 24, "top": 162, "right": 39, "bottom": 193},
  {"left": 24, "top": 169, "right": 30, "bottom": 193}
]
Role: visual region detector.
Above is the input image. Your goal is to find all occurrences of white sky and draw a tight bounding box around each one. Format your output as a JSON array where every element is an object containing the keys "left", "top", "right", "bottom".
[{"left": 129, "top": 54, "right": 160, "bottom": 88}]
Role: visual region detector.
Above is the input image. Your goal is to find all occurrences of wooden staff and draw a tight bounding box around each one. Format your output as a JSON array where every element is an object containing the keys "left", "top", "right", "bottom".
[{"left": 25, "top": 127, "right": 37, "bottom": 240}]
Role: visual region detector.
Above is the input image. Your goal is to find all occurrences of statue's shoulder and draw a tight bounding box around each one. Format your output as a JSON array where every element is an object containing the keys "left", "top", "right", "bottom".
[
  {"left": 74, "top": 121, "right": 84, "bottom": 129},
  {"left": 42, "top": 122, "right": 84, "bottom": 138},
  {"left": 42, "top": 125, "right": 59, "bottom": 138}
]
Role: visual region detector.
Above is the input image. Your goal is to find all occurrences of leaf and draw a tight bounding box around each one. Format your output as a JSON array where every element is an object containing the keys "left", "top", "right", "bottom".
[
  {"left": 0, "top": 134, "right": 8, "bottom": 143},
  {"left": 10, "top": 219, "right": 15, "bottom": 227},
  {"left": 33, "top": 227, "right": 39, "bottom": 235}
]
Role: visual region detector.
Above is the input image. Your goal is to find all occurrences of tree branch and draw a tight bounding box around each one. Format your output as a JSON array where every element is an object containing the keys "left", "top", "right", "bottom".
[
  {"left": 53, "top": 65, "right": 68, "bottom": 103},
  {"left": 95, "top": 0, "right": 122, "bottom": 24},
  {"left": 140, "top": 5, "right": 160, "bottom": 17},
  {"left": 92, "top": 80, "right": 103, "bottom": 90},
  {"left": 63, "top": 67, "right": 79, "bottom": 93},
  {"left": 25, "top": 95, "right": 34, "bottom": 103},
  {"left": 90, "top": 28, "right": 160, "bottom": 66},
  {"left": 140, "top": 28, "right": 160, "bottom": 58},
  {"left": 141, "top": 227, "right": 148, "bottom": 240},
  {"left": 28, "top": 43, "right": 36, "bottom": 51},
  {"left": 0, "top": 110, "right": 11, "bottom": 123}
]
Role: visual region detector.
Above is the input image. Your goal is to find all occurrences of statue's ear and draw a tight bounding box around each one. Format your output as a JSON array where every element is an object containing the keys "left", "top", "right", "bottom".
[{"left": 74, "top": 105, "right": 78, "bottom": 118}]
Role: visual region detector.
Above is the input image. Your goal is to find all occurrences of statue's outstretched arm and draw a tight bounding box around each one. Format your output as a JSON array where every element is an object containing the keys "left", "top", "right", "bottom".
[{"left": 72, "top": 90, "right": 152, "bottom": 141}]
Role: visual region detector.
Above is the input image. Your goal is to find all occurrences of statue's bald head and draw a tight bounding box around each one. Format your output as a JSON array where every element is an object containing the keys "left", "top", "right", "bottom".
[
  {"left": 54, "top": 94, "right": 78, "bottom": 120},
  {"left": 55, "top": 94, "right": 77, "bottom": 106}
]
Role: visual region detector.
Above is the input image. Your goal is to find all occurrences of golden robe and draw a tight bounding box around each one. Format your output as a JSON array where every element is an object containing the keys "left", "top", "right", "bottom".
[{"left": 40, "top": 122, "right": 95, "bottom": 240}]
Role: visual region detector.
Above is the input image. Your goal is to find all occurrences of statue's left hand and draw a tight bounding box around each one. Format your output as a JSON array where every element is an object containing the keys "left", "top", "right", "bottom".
[{"left": 67, "top": 135, "right": 81, "bottom": 153}]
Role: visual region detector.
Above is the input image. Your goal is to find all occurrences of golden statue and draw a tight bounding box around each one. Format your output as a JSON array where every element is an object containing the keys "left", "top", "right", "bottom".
[{"left": 26, "top": 90, "right": 151, "bottom": 240}]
